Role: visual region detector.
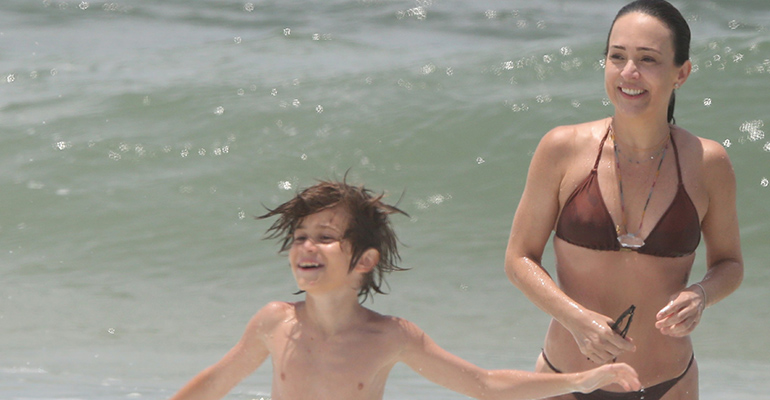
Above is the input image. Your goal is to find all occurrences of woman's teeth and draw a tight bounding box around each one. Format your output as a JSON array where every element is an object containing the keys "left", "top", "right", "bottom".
[{"left": 621, "top": 87, "right": 645, "bottom": 96}]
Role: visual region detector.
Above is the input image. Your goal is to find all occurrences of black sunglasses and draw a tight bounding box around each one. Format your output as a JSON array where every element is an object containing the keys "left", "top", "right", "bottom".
[{"left": 610, "top": 304, "right": 635, "bottom": 338}]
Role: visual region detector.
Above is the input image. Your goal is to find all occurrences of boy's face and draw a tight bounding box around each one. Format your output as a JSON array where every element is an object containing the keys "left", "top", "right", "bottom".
[{"left": 288, "top": 206, "right": 363, "bottom": 295}]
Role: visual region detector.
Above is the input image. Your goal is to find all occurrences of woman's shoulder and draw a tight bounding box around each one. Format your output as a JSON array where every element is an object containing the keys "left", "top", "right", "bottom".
[
  {"left": 673, "top": 126, "right": 733, "bottom": 169},
  {"left": 537, "top": 118, "right": 611, "bottom": 158}
]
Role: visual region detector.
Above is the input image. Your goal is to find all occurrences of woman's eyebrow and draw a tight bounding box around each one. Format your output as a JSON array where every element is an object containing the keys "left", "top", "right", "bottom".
[{"left": 610, "top": 44, "right": 662, "bottom": 54}]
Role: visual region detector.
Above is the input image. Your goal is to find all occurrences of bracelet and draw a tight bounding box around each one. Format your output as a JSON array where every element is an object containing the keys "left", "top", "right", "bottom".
[{"left": 693, "top": 282, "right": 708, "bottom": 309}]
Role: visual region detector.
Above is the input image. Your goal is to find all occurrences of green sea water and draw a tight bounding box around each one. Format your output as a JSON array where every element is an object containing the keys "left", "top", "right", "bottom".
[{"left": 1, "top": 1, "right": 768, "bottom": 398}]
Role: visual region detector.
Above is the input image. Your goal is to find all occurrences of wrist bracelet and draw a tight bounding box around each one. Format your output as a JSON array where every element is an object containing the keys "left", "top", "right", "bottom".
[{"left": 694, "top": 282, "right": 708, "bottom": 309}]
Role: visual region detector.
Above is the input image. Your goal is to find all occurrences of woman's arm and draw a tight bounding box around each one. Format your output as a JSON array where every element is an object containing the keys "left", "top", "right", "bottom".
[
  {"left": 397, "top": 318, "right": 640, "bottom": 400},
  {"left": 656, "top": 139, "right": 744, "bottom": 336},
  {"left": 504, "top": 125, "right": 634, "bottom": 364}
]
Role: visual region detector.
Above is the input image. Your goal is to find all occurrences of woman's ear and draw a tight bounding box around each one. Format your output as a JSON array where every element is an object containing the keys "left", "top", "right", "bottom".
[
  {"left": 676, "top": 59, "right": 692, "bottom": 88},
  {"left": 355, "top": 248, "right": 380, "bottom": 273}
]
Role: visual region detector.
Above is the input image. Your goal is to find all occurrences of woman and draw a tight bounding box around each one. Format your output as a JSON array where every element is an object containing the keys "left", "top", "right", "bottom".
[{"left": 504, "top": 1, "right": 743, "bottom": 399}]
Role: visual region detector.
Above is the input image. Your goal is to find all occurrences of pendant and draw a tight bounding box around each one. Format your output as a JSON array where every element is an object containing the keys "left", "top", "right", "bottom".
[{"left": 617, "top": 233, "right": 644, "bottom": 249}]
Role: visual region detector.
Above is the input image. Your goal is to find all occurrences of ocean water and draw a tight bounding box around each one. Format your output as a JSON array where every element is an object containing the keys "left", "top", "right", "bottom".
[{"left": 1, "top": 1, "right": 768, "bottom": 399}]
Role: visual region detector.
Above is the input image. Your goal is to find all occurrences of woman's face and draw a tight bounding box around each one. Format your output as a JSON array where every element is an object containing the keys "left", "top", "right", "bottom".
[{"left": 604, "top": 12, "right": 690, "bottom": 120}]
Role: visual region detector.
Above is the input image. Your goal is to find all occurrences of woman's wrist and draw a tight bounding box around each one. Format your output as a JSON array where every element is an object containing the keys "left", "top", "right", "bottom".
[{"left": 693, "top": 282, "right": 708, "bottom": 309}]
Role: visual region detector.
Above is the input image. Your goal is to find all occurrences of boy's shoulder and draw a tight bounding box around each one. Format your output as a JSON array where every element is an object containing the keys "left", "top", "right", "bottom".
[
  {"left": 246, "top": 300, "right": 298, "bottom": 333},
  {"left": 361, "top": 309, "right": 428, "bottom": 344}
]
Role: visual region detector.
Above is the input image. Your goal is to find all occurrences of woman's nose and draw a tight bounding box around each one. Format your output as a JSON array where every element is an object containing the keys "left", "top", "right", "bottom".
[{"left": 621, "top": 60, "right": 640, "bottom": 79}]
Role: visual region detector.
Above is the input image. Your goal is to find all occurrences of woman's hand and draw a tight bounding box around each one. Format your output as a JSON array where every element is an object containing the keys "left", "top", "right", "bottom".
[
  {"left": 575, "top": 362, "right": 641, "bottom": 393},
  {"left": 655, "top": 285, "right": 706, "bottom": 337},
  {"left": 564, "top": 309, "right": 636, "bottom": 364}
]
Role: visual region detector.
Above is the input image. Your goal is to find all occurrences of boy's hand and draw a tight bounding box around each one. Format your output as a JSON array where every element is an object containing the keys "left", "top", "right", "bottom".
[{"left": 575, "top": 363, "right": 641, "bottom": 393}]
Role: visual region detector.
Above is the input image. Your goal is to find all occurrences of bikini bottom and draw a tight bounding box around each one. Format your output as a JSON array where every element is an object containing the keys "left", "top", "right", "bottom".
[{"left": 541, "top": 350, "right": 694, "bottom": 400}]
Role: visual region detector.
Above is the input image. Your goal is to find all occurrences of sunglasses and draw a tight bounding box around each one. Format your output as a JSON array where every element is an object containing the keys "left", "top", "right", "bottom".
[{"left": 610, "top": 304, "right": 635, "bottom": 338}]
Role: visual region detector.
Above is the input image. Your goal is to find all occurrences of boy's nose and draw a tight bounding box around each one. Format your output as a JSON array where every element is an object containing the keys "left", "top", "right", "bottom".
[{"left": 301, "top": 239, "right": 318, "bottom": 251}]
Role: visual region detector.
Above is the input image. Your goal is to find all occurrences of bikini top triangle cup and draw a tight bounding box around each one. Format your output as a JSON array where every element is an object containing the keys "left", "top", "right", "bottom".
[{"left": 555, "top": 127, "right": 701, "bottom": 258}]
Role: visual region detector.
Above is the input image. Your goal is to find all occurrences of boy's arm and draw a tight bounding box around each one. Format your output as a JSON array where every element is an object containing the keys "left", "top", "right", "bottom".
[
  {"left": 169, "top": 302, "right": 281, "bottom": 400},
  {"left": 397, "top": 319, "right": 640, "bottom": 400}
]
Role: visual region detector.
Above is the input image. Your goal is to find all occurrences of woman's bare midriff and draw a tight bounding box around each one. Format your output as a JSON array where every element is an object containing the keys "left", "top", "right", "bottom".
[{"left": 544, "top": 238, "right": 696, "bottom": 390}]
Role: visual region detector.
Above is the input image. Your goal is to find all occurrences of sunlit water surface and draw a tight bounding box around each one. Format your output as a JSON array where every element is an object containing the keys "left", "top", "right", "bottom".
[{"left": 1, "top": 1, "right": 768, "bottom": 399}]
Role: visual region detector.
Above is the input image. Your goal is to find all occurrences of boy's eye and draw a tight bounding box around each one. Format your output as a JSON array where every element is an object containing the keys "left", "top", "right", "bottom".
[
  {"left": 293, "top": 235, "right": 307, "bottom": 243},
  {"left": 319, "top": 235, "right": 338, "bottom": 244}
]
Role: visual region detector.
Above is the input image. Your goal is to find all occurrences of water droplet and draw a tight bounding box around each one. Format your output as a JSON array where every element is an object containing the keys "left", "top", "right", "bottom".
[
  {"left": 244, "top": 2, "right": 254, "bottom": 12},
  {"left": 429, "top": 194, "right": 446, "bottom": 205},
  {"left": 740, "top": 120, "right": 765, "bottom": 141},
  {"left": 233, "top": 36, "right": 242, "bottom": 44},
  {"left": 476, "top": 157, "right": 485, "bottom": 164},
  {"left": 761, "top": 178, "right": 768, "bottom": 187},
  {"left": 215, "top": 106, "right": 225, "bottom": 115},
  {"left": 728, "top": 20, "right": 741, "bottom": 30},
  {"left": 79, "top": 1, "right": 89, "bottom": 10},
  {"left": 283, "top": 28, "right": 291, "bottom": 36},
  {"left": 703, "top": 98, "right": 712, "bottom": 107},
  {"left": 315, "top": 105, "right": 323, "bottom": 113},
  {"left": 278, "top": 181, "right": 292, "bottom": 190},
  {"left": 722, "top": 139, "right": 731, "bottom": 148}
]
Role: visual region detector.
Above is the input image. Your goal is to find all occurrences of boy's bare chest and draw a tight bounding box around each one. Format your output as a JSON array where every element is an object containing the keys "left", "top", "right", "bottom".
[{"left": 268, "top": 325, "right": 400, "bottom": 399}]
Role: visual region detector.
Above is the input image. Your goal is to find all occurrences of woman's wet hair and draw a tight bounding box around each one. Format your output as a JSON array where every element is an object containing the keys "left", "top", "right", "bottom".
[{"left": 605, "top": 0, "right": 691, "bottom": 123}]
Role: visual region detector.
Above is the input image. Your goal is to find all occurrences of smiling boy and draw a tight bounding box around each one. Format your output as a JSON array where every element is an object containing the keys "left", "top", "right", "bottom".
[{"left": 169, "top": 179, "right": 640, "bottom": 400}]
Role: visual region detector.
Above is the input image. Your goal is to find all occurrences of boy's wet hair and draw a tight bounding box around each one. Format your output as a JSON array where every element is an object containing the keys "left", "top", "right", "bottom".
[{"left": 258, "top": 178, "right": 408, "bottom": 302}]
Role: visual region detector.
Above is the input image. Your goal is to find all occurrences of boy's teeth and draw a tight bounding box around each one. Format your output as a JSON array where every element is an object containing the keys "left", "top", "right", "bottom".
[{"left": 621, "top": 87, "right": 644, "bottom": 96}]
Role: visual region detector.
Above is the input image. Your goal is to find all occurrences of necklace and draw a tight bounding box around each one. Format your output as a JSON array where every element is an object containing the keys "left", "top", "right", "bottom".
[
  {"left": 611, "top": 126, "right": 670, "bottom": 250},
  {"left": 615, "top": 144, "right": 667, "bottom": 164},
  {"left": 613, "top": 129, "right": 670, "bottom": 164}
]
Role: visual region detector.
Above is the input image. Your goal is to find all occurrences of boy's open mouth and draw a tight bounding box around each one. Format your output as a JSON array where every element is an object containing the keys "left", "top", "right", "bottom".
[{"left": 298, "top": 262, "right": 322, "bottom": 270}]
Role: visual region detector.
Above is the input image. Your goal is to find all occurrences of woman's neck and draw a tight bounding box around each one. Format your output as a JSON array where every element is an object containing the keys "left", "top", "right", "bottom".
[{"left": 611, "top": 115, "right": 671, "bottom": 152}]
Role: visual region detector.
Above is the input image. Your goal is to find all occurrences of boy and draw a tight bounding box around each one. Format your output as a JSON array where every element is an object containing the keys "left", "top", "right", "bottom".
[{"left": 170, "top": 179, "right": 640, "bottom": 400}]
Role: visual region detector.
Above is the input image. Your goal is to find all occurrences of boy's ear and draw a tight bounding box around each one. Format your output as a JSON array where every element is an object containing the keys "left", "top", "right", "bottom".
[{"left": 355, "top": 248, "right": 380, "bottom": 273}]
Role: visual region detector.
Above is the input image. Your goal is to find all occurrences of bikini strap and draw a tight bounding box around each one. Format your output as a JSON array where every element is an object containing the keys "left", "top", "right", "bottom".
[
  {"left": 668, "top": 128, "right": 685, "bottom": 187},
  {"left": 592, "top": 124, "right": 612, "bottom": 171},
  {"left": 540, "top": 350, "right": 564, "bottom": 373}
]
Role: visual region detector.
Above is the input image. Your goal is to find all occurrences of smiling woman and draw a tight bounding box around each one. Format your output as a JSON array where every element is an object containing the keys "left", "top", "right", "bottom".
[{"left": 504, "top": 1, "right": 744, "bottom": 399}]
